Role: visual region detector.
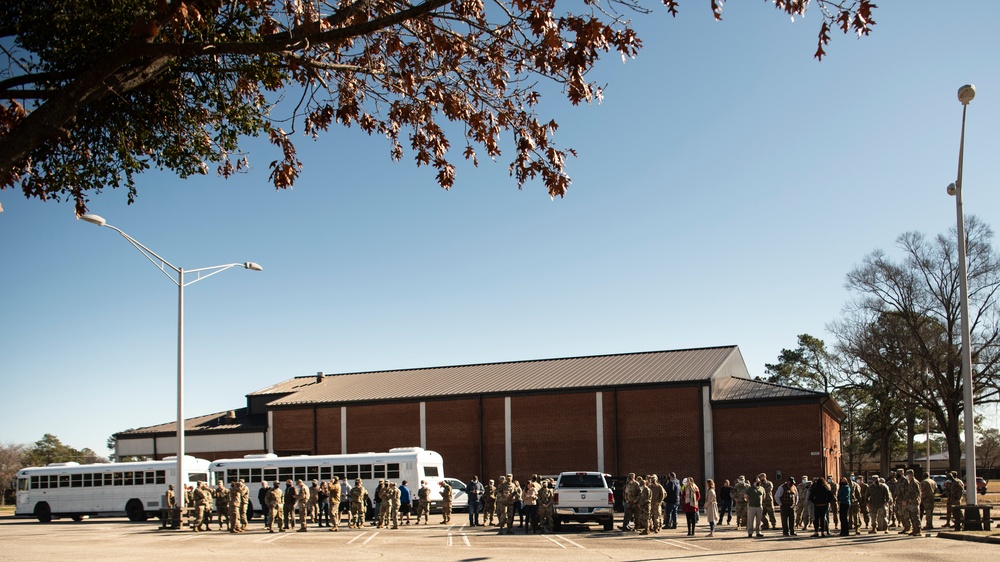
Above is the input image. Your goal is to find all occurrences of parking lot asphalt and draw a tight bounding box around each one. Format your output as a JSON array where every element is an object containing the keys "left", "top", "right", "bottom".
[{"left": 2, "top": 514, "right": 997, "bottom": 561}]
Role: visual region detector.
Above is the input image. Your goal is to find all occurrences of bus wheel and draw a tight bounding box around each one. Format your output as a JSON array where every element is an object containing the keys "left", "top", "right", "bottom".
[
  {"left": 34, "top": 502, "right": 52, "bottom": 523},
  {"left": 126, "top": 499, "right": 148, "bottom": 522},
  {"left": 71, "top": 515, "right": 84, "bottom": 522}
]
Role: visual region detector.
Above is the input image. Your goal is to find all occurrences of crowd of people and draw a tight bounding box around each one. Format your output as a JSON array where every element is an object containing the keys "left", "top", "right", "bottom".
[
  {"left": 165, "top": 468, "right": 969, "bottom": 537},
  {"left": 615, "top": 469, "right": 969, "bottom": 539}
]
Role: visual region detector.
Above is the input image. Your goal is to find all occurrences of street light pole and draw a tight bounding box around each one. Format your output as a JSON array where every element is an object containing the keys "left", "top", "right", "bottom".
[
  {"left": 946, "top": 84, "right": 977, "bottom": 509},
  {"left": 79, "top": 214, "right": 261, "bottom": 517}
]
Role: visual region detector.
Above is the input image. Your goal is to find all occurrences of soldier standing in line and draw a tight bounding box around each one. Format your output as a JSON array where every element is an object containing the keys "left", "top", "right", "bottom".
[
  {"left": 732, "top": 476, "right": 748, "bottom": 531},
  {"left": 889, "top": 471, "right": 903, "bottom": 529},
  {"left": 166, "top": 484, "right": 176, "bottom": 510},
  {"left": 946, "top": 472, "right": 965, "bottom": 530},
  {"left": 266, "top": 480, "right": 284, "bottom": 532},
  {"left": 620, "top": 473, "right": 640, "bottom": 532},
  {"left": 483, "top": 479, "right": 497, "bottom": 526},
  {"left": 228, "top": 482, "right": 241, "bottom": 533},
  {"left": 282, "top": 480, "right": 297, "bottom": 531},
  {"left": 308, "top": 479, "right": 320, "bottom": 524},
  {"left": 214, "top": 482, "right": 230, "bottom": 530},
  {"left": 794, "top": 475, "right": 810, "bottom": 530},
  {"left": 897, "top": 470, "right": 921, "bottom": 536},
  {"left": 296, "top": 479, "right": 311, "bottom": 532},
  {"left": 919, "top": 472, "right": 937, "bottom": 530},
  {"left": 648, "top": 474, "right": 666, "bottom": 533},
  {"left": 349, "top": 478, "right": 368, "bottom": 529},
  {"left": 496, "top": 475, "right": 514, "bottom": 534},
  {"left": 375, "top": 480, "right": 388, "bottom": 528},
  {"left": 236, "top": 480, "right": 250, "bottom": 532},
  {"left": 849, "top": 475, "right": 862, "bottom": 535},
  {"left": 867, "top": 477, "right": 891, "bottom": 534},
  {"left": 388, "top": 482, "right": 401, "bottom": 529},
  {"left": 857, "top": 475, "right": 870, "bottom": 531},
  {"left": 537, "top": 479, "right": 554, "bottom": 533},
  {"left": 759, "top": 473, "right": 776, "bottom": 530},
  {"left": 827, "top": 476, "right": 839, "bottom": 531},
  {"left": 192, "top": 482, "right": 211, "bottom": 532},
  {"left": 328, "top": 478, "right": 342, "bottom": 531},
  {"left": 440, "top": 480, "right": 454, "bottom": 524},
  {"left": 415, "top": 480, "right": 430, "bottom": 525},
  {"left": 636, "top": 476, "right": 652, "bottom": 535}
]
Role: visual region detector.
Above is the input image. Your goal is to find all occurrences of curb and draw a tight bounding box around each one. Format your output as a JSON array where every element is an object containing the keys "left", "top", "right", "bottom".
[{"left": 937, "top": 531, "right": 1000, "bottom": 544}]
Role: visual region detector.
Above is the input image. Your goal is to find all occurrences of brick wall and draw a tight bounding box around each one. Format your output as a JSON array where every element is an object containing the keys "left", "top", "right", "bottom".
[
  {"left": 822, "top": 406, "right": 842, "bottom": 481},
  {"left": 712, "top": 402, "right": 825, "bottom": 484},
  {"left": 272, "top": 408, "right": 314, "bottom": 454},
  {"left": 616, "top": 386, "right": 703, "bottom": 480},
  {"left": 154, "top": 449, "right": 265, "bottom": 461},
  {"left": 346, "top": 402, "right": 421, "bottom": 453},
  {"left": 426, "top": 398, "right": 480, "bottom": 480},
  {"left": 316, "top": 406, "right": 341, "bottom": 454},
  {"left": 481, "top": 397, "right": 506, "bottom": 479},
  {"left": 510, "top": 392, "right": 596, "bottom": 481}
]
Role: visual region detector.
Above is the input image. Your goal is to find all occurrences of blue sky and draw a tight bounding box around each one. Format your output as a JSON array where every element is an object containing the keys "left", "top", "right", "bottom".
[{"left": 3, "top": 1, "right": 1000, "bottom": 456}]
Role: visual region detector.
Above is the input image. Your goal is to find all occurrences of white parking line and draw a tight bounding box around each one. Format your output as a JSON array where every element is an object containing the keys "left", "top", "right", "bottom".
[
  {"left": 255, "top": 532, "right": 292, "bottom": 543},
  {"left": 346, "top": 531, "right": 367, "bottom": 544},
  {"left": 555, "top": 535, "right": 586, "bottom": 549},
  {"left": 361, "top": 531, "right": 379, "bottom": 545},
  {"left": 652, "top": 538, "right": 710, "bottom": 550},
  {"left": 542, "top": 535, "right": 567, "bottom": 549}
]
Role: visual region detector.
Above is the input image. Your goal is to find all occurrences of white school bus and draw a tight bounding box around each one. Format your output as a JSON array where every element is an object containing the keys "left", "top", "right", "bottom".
[
  {"left": 208, "top": 447, "right": 455, "bottom": 517},
  {"left": 15, "top": 456, "right": 211, "bottom": 522}
]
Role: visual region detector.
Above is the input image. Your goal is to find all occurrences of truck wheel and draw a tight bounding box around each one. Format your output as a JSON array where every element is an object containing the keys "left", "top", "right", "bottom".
[
  {"left": 603, "top": 518, "right": 613, "bottom": 531},
  {"left": 553, "top": 516, "right": 561, "bottom": 531}
]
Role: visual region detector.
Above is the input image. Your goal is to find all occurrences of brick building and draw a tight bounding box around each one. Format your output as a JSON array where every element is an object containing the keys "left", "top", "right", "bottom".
[{"left": 118, "top": 345, "right": 844, "bottom": 484}]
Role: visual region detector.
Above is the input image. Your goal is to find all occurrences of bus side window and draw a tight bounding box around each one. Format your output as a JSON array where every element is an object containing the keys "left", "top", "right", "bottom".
[
  {"left": 360, "top": 464, "right": 373, "bottom": 479},
  {"left": 59, "top": 475, "right": 69, "bottom": 488},
  {"left": 264, "top": 468, "right": 277, "bottom": 483},
  {"left": 19, "top": 477, "right": 29, "bottom": 491},
  {"left": 424, "top": 466, "right": 439, "bottom": 477},
  {"left": 320, "top": 467, "right": 331, "bottom": 480},
  {"left": 156, "top": 470, "right": 166, "bottom": 485},
  {"left": 93, "top": 474, "right": 103, "bottom": 487},
  {"left": 251, "top": 468, "right": 262, "bottom": 483},
  {"left": 374, "top": 465, "right": 386, "bottom": 479},
  {"left": 387, "top": 463, "right": 400, "bottom": 479},
  {"left": 83, "top": 474, "right": 92, "bottom": 487},
  {"left": 104, "top": 474, "right": 113, "bottom": 486},
  {"left": 114, "top": 472, "right": 123, "bottom": 486},
  {"left": 334, "top": 466, "right": 346, "bottom": 479}
]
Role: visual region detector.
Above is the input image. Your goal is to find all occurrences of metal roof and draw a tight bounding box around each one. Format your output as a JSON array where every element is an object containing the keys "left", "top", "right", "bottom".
[
  {"left": 116, "top": 407, "right": 266, "bottom": 436},
  {"left": 712, "top": 377, "right": 823, "bottom": 402},
  {"left": 262, "top": 346, "right": 747, "bottom": 408}
]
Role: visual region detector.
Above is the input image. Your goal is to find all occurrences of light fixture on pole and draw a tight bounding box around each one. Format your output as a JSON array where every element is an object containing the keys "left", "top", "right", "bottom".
[
  {"left": 80, "top": 213, "right": 261, "bottom": 520},
  {"left": 945, "top": 83, "right": 978, "bottom": 514}
]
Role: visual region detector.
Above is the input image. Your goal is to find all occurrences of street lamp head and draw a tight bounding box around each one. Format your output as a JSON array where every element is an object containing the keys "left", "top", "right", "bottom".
[
  {"left": 947, "top": 183, "right": 957, "bottom": 196},
  {"left": 958, "top": 84, "right": 976, "bottom": 106},
  {"left": 79, "top": 213, "right": 107, "bottom": 227},
  {"left": 244, "top": 262, "right": 263, "bottom": 271}
]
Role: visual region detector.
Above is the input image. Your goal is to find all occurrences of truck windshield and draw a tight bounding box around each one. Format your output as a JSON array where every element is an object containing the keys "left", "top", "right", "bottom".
[{"left": 560, "top": 474, "right": 606, "bottom": 488}]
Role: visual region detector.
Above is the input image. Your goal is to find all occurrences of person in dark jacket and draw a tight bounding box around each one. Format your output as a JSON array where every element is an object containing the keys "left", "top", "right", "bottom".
[
  {"left": 837, "top": 477, "right": 852, "bottom": 536},
  {"left": 258, "top": 480, "right": 271, "bottom": 529},
  {"left": 808, "top": 477, "right": 833, "bottom": 537}
]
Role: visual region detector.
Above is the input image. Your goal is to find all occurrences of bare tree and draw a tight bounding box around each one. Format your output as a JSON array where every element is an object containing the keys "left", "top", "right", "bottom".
[{"left": 0, "top": 443, "right": 27, "bottom": 507}]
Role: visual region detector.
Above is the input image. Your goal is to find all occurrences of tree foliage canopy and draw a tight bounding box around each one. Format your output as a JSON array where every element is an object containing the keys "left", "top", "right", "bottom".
[{"left": 0, "top": 0, "right": 876, "bottom": 214}]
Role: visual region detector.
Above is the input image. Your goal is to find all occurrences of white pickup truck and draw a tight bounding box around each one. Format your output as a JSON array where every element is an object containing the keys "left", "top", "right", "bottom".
[{"left": 552, "top": 471, "right": 615, "bottom": 531}]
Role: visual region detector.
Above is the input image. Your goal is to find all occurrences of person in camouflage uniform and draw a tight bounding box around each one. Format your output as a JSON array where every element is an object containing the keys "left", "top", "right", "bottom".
[
  {"left": 537, "top": 479, "right": 554, "bottom": 533},
  {"left": 849, "top": 475, "right": 862, "bottom": 534},
  {"left": 945, "top": 472, "right": 965, "bottom": 530},
  {"left": 192, "top": 482, "right": 211, "bottom": 532},
  {"left": 795, "top": 475, "right": 810, "bottom": 530},
  {"left": 283, "top": 480, "right": 298, "bottom": 531},
  {"left": 896, "top": 470, "right": 921, "bottom": 536},
  {"left": 483, "top": 479, "right": 497, "bottom": 525},
  {"left": 648, "top": 474, "right": 666, "bottom": 533},
  {"left": 228, "top": 482, "right": 242, "bottom": 533},
  {"left": 296, "top": 479, "right": 311, "bottom": 532},
  {"left": 857, "top": 475, "right": 870, "bottom": 530},
  {"left": 636, "top": 476, "right": 652, "bottom": 535},
  {"left": 440, "top": 480, "right": 453, "bottom": 524},
  {"left": 759, "top": 473, "right": 776, "bottom": 530},
  {"left": 415, "top": 480, "right": 430, "bottom": 524},
  {"left": 266, "top": 480, "right": 284, "bottom": 532},
  {"left": 388, "top": 482, "right": 401, "bottom": 529},
  {"left": 620, "top": 473, "right": 640, "bottom": 531},
  {"left": 496, "top": 475, "right": 515, "bottom": 534},
  {"left": 349, "top": 478, "right": 367, "bottom": 529},
  {"left": 889, "top": 471, "right": 903, "bottom": 528},
  {"left": 919, "top": 472, "right": 937, "bottom": 530},
  {"left": 732, "top": 476, "right": 748, "bottom": 530},
  {"left": 213, "top": 483, "right": 229, "bottom": 530},
  {"left": 328, "top": 478, "right": 342, "bottom": 531},
  {"left": 867, "top": 477, "right": 892, "bottom": 534}
]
